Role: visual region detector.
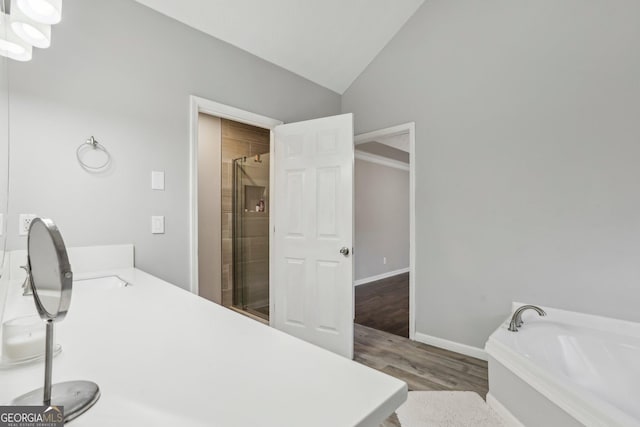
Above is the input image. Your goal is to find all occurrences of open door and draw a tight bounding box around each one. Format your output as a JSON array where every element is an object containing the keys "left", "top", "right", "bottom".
[{"left": 272, "top": 113, "right": 354, "bottom": 358}]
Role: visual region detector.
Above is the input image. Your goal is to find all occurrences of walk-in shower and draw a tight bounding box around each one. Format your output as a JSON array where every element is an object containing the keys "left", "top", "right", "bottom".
[{"left": 232, "top": 154, "right": 270, "bottom": 320}]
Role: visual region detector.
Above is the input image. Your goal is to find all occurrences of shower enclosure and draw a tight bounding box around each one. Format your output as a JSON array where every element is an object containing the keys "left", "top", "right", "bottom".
[{"left": 232, "top": 154, "right": 270, "bottom": 320}]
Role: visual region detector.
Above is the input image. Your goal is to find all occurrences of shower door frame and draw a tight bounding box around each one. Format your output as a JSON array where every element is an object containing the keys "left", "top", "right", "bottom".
[
  {"left": 232, "top": 154, "right": 271, "bottom": 318},
  {"left": 189, "top": 96, "right": 282, "bottom": 315}
]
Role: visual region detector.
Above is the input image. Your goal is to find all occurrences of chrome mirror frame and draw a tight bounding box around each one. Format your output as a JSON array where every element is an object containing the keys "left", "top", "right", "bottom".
[{"left": 27, "top": 217, "right": 73, "bottom": 321}]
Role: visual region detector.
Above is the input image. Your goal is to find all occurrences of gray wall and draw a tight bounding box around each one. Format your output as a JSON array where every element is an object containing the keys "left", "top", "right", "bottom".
[
  {"left": 343, "top": 0, "right": 640, "bottom": 347},
  {"left": 6, "top": 0, "right": 340, "bottom": 289},
  {"left": 355, "top": 159, "right": 409, "bottom": 281}
]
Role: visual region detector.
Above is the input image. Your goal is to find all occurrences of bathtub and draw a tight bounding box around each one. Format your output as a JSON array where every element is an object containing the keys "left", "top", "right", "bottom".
[{"left": 485, "top": 303, "right": 640, "bottom": 427}]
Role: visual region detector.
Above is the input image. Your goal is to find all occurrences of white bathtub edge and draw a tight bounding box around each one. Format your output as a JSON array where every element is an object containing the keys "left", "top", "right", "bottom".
[
  {"left": 485, "top": 337, "right": 635, "bottom": 427},
  {"left": 414, "top": 332, "right": 487, "bottom": 361},
  {"left": 486, "top": 392, "right": 525, "bottom": 427}
]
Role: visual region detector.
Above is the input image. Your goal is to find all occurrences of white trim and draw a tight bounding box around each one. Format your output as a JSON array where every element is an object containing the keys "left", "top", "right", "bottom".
[
  {"left": 354, "top": 123, "right": 413, "bottom": 145},
  {"left": 355, "top": 122, "right": 416, "bottom": 340},
  {"left": 486, "top": 393, "right": 525, "bottom": 427},
  {"left": 189, "top": 96, "right": 282, "bottom": 296},
  {"left": 268, "top": 129, "right": 275, "bottom": 327},
  {"left": 354, "top": 268, "right": 409, "bottom": 286},
  {"left": 355, "top": 150, "right": 409, "bottom": 171},
  {"left": 414, "top": 332, "right": 488, "bottom": 361}
]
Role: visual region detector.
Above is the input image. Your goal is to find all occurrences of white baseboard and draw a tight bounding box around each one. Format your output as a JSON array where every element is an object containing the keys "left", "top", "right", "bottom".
[
  {"left": 414, "top": 332, "right": 488, "bottom": 361},
  {"left": 486, "top": 393, "right": 525, "bottom": 427},
  {"left": 354, "top": 267, "right": 409, "bottom": 286}
]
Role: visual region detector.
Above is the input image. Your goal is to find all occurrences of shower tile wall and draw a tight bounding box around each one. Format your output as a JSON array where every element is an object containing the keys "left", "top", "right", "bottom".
[{"left": 221, "top": 119, "right": 270, "bottom": 307}]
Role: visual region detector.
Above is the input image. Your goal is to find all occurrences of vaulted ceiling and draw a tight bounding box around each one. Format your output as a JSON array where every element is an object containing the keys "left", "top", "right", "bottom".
[{"left": 134, "top": 0, "right": 425, "bottom": 94}]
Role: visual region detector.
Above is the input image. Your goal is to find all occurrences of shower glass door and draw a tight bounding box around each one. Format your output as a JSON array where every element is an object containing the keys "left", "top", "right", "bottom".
[{"left": 232, "top": 154, "right": 270, "bottom": 319}]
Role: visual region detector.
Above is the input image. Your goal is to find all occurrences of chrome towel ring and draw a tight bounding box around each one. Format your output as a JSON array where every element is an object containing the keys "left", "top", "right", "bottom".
[{"left": 76, "top": 136, "right": 112, "bottom": 171}]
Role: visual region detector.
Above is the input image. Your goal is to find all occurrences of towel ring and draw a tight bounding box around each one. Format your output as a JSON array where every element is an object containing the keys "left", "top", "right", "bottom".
[{"left": 76, "top": 136, "right": 112, "bottom": 171}]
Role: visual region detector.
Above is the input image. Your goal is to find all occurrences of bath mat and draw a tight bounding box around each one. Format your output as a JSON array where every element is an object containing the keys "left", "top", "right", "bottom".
[{"left": 395, "top": 391, "right": 506, "bottom": 427}]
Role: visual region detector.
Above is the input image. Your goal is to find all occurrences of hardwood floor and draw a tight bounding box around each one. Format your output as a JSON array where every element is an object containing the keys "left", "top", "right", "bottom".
[
  {"left": 354, "top": 324, "right": 489, "bottom": 427},
  {"left": 355, "top": 273, "right": 409, "bottom": 337}
]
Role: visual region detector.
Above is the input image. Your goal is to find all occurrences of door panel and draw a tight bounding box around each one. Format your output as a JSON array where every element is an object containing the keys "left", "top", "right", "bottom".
[{"left": 273, "top": 113, "right": 354, "bottom": 358}]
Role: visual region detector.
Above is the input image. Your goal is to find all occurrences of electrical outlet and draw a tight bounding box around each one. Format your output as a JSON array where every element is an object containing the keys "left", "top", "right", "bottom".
[
  {"left": 383, "top": 257, "right": 387, "bottom": 265},
  {"left": 19, "top": 214, "right": 37, "bottom": 236}
]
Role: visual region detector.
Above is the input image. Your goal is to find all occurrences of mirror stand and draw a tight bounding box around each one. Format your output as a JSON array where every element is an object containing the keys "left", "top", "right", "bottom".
[
  {"left": 12, "top": 218, "right": 100, "bottom": 422},
  {"left": 13, "top": 319, "right": 100, "bottom": 422}
]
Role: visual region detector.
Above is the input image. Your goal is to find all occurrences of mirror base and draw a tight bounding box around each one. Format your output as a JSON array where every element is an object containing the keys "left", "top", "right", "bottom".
[{"left": 12, "top": 380, "right": 100, "bottom": 422}]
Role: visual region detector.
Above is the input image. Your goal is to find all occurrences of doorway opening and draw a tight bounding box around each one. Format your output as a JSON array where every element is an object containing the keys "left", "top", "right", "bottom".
[
  {"left": 190, "top": 96, "right": 282, "bottom": 323},
  {"left": 353, "top": 123, "right": 415, "bottom": 339}
]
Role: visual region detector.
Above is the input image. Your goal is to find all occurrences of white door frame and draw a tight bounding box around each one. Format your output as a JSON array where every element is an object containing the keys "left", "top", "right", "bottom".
[
  {"left": 354, "top": 123, "right": 416, "bottom": 340},
  {"left": 188, "top": 95, "right": 282, "bottom": 295}
]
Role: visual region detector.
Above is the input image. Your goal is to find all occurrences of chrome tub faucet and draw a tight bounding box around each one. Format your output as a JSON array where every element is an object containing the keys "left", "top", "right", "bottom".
[{"left": 508, "top": 305, "right": 546, "bottom": 332}]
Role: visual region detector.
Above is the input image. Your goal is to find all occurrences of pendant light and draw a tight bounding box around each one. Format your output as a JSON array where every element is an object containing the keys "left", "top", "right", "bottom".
[
  {"left": 0, "top": 12, "right": 33, "bottom": 61},
  {"left": 16, "top": 0, "right": 61, "bottom": 25},
  {"left": 10, "top": 0, "right": 51, "bottom": 48}
]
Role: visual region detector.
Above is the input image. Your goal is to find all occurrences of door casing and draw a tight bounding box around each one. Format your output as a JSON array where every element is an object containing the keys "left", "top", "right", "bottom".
[{"left": 188, "top": 96, "right": 282, "bottom": 302}]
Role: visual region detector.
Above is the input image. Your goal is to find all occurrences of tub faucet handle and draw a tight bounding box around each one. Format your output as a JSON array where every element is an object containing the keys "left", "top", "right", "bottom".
[{"left": 508, "top": 305, "right": 546, "bottom": 332}]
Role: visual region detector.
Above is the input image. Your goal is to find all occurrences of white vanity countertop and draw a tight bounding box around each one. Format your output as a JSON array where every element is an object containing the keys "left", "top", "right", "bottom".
[{"left": 0, "top": 268, "right": 407, "bottom": 426}]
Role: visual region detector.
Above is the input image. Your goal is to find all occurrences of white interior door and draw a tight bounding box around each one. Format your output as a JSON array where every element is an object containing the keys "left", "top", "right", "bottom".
[{"left": 272, "top": 113, "right": 354, "bottom": 359}]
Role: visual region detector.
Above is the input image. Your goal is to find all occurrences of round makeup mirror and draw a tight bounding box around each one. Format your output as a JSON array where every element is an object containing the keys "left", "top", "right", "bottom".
[
  {"left": 28, "top": 218, "right": 72, "bottom": 321},
  {"left": 13, "top": 218, "right": 100, "bottom": 422}
]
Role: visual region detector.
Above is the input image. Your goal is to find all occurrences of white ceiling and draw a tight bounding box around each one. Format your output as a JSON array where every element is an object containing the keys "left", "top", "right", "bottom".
[
  {"left": 134, "top": 0, "right": 425, "bottom": 94},
  {"left": 356, "top": 142, "right": 409, "bottom": 163}
]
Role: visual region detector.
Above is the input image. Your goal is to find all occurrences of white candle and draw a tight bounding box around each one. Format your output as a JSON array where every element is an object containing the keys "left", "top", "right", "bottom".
[{"left": 1, "top": 315, "right": 46, "bottom": 362}]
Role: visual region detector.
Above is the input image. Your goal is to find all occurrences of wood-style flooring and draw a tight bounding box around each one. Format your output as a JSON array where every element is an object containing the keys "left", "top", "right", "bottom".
[
  {"left": 354, "top": 324, "right": 489, "bottom": 427},
  {"left": 355, "top": 273, "right": 409, "bottom": 338}
]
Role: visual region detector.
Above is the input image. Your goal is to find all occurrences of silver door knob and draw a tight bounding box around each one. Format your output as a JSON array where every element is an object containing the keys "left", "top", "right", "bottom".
[{"left": 340, "top": 247, "right": 350, "bottom": 257}]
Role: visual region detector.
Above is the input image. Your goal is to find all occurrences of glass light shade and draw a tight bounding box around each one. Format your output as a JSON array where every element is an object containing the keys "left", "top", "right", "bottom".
[
  {"left": 0, "top": 14, "right": 33, "bottom": 61},
  {"left": 10, "top": 3, "right": 51, "bottom": 48},
  {"left": 16, "top": 0, "right": 62, "bottom": 25}
]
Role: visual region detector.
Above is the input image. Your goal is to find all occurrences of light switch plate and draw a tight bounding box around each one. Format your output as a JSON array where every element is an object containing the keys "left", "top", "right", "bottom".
[
  {"left": 151, "top": 171, "right": 165, "bottom": 191},
  {"left": 151, "top": 216, "right": 165, "bottom": 234}
]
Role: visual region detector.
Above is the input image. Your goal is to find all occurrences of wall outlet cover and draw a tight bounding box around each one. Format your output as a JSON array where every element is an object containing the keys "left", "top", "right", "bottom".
[{"left": 19, "top": 214, "right": 37, "bottom": 236}]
